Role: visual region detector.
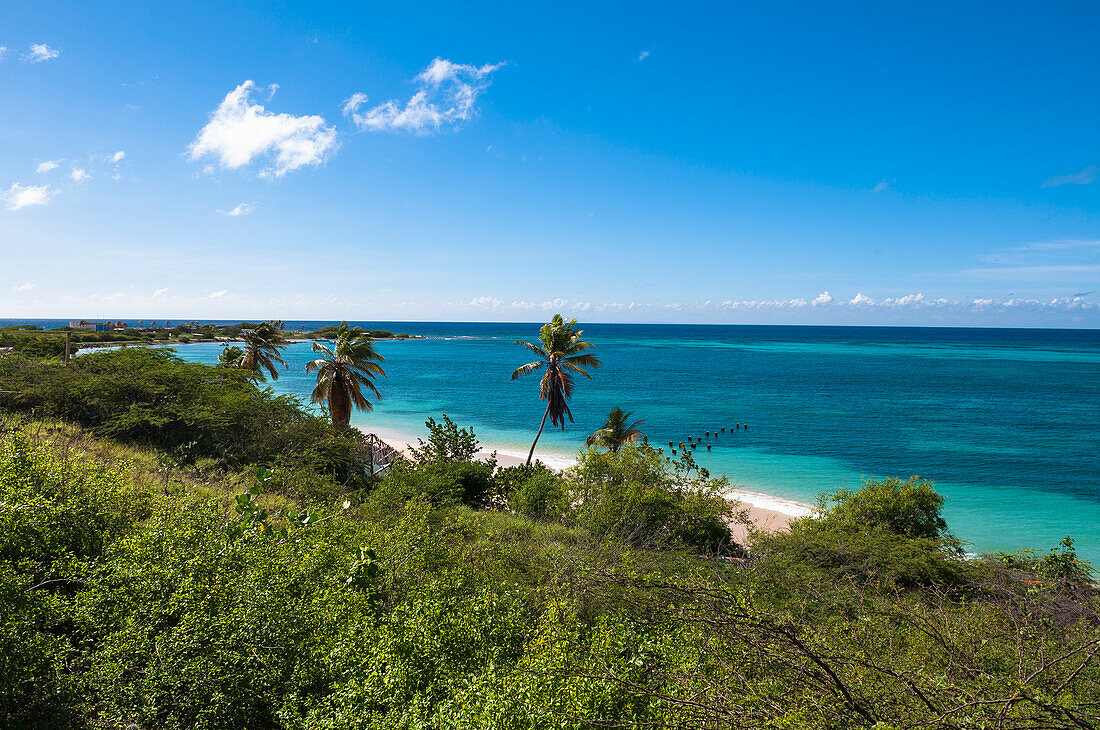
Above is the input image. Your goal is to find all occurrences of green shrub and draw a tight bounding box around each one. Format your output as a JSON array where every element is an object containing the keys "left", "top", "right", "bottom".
[
  {"left": 372, "top": 459, "right": 496, "bottom": 509},
  {"left": 0, "top": 419, "right": 1098, "bottom": 729},
  {"left": 994, "top": 536, "right": 1095, "bottom": 585},
  {"left": 368, "top": 415, "right": 499, "bottom": 508},
  {"left": 497, "top": 462, "right": 569, "bottom": 520},
  {"left": 755, "top": 477, "right": 971, "bottom": 585},
  {"left": 817, "top": 476, "right": 952, "bottom": 541},
  {"left": 408, "top": 414, "right": 483, "bottom": 465},
  {"left": 568, "top": 446, "right": 740, "bottom": 555}
]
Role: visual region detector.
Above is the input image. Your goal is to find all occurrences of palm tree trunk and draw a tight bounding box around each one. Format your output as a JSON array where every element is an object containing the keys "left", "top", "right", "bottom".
[
  {"left": 331, "top": 384, "right": 351, "bottom": 431},
  {"left": 526, "top": 402, "right": 552, "bottom": 466}
]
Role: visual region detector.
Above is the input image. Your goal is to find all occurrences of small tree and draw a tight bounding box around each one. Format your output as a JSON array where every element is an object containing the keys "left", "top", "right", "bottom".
[
  {"left": 820, "top": 476, "right": 951, "bottom": 541},
  {"left": 407, "top": 414, "right": 483, "bottom": 465}
]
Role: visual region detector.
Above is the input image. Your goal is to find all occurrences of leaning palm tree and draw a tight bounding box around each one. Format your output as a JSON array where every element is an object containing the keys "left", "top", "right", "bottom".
[
  {"left": 586, "top": 407, "right": 645, "bottom": 453},
  {"left": 239, "top": 322, "right": 288, "bottom": 381},
  {"left": 306, "top": 321, "right": 387, "bottom": 430},
  {"left": 511, "top": 314, "right": 601, "bottom": 465}
]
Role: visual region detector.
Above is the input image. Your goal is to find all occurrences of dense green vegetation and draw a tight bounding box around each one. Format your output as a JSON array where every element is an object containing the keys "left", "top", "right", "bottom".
[
  {"left": 0, "top": 345, "right": 1097, "bottom": 728},
  {"left": 0, "top": 348, "right": 368, "bottom": 498},
  {"left": 0, "top": 321, "right": 415, "bottom": 360}
]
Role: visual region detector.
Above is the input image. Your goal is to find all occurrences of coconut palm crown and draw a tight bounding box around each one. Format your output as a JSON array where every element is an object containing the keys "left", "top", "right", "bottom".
[
  {"left": 239, "top": 322, "right": 288, "bottom": 381},
  {"left": 218, "top": 345, "right": 245, "bottom": 368},
  {"left": 306, "top": 321, "right": 387, "bottom": 430},
  {"left": 587, "top": 407, "right": 645, "bottom": 453},
  {"left": 511, "top": 314, "right": 601, "bottom": 465}
]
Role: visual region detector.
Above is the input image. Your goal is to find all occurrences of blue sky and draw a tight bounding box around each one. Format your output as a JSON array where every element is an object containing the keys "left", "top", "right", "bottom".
[{"left": 1, "top": 1, "right": 1098, "bottom": 326}]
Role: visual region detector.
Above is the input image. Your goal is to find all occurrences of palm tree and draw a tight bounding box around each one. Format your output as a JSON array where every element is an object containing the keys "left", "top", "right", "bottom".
[
  {"left": 511, "top": 314, "right": 601, "bottom": 465},
  {"left": 218, "top": 344, "right": 245, "bottom": 367},
  {"left": 586, "top": 407, "right": 645, "bottom": 452},
  {"left": 306, "top": 321, "right": 387, "bottom": 430},
  {"left": 239, "top": 322, "right": 288, "bottom": 381}
]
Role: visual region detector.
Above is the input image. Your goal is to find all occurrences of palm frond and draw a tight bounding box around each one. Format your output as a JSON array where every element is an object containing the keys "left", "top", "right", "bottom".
[
  {"left": 514, "top": 340, "right": 549, "bottom": 359},
  {"left": 511, "top": 361, "right": 545, "bottom": 380}
]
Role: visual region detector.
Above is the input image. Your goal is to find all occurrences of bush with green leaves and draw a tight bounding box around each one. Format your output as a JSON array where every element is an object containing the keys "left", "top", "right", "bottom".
[
  {"left": 995, "top": 536, "right": 1094, "bottom": 587},
  {"left": 372, "top": 458, "right": 497, "bottom": 510},
  {"left": 815, "top": 475, "right": 953, "bottom": 541},
  {"left": 407, "top": 414, "right": 484, "bottom": 465},
  {"left": 497, "top": 462, "right": 569, "bottom": 521},
  {"left": 753, "top": 477, "right": 973, "bottom": 586},
  {"left": 568, "top": 446, "right": 741, "bottom": 556},
  {"left": 369, "top": 415, "right": 499, "bottom": 509}
]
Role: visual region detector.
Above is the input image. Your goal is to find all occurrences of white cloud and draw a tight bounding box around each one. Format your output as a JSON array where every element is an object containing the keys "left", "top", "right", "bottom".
[
  {"left": 811, "top": 291, "right": 833, "bottom": 306},
  {"left": 637, "top": 50, "right": 650, "bottom": 62},
  {"left": 217, "top": 202, "right": 254, "bottom": 217},
  {"left": 70, "top": 167, "right": 90, "bottom": 182},
  {"left": 2, "top": 183, "right": 51, "bottom": 210},
  {"left": 14, "top": 282, "right": 34, "bottom": 292},
  {"left": 189, "top": 80, "right": 338, "bottom": 177},
  {"left": 208, "top": 290, "right": 230, "bottom": 299},
  {"left": 467, "top": 296, "right": 505, "bottom": 308},
  {"left": 345, "top": 58, "right": 504, "bottom": 134},
  {"left": 972, "top": 298, "right": 993, "bottom": 307},
  {"left": 1042, "top": 165, "right": 1097, "bottom": 188},
  {"left": 341, "top": 92, "right": 368, "bottom": 116},
  {"left": 0, "top": 47, "right": 7, "bottom": 61},
  {"left": 36, "top": 160, "right": 60, "bottom": 173},
  {"left": 152, "top": 287, "right": 169, "bottom": 298},
  {"left": 717, "top": 297, "right": 810, "bottom": 310},
  {"left": 882, "top": 293, "right": 925, "bottom": 306},
  {"left": 872, "top": 180, "right": 889, "bottom": 193},
  {"left": 109, "top": 150, "right": 125, "bottom": 163},
  {"left": 25, "top": 43, "right": 60, "bottom": 63},
  {"left": 849, "top": 293, "right": 875, "bottom": 306}
]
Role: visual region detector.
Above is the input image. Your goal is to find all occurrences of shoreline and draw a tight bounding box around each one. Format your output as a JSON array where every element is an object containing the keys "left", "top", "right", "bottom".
[
  {"left": 73, "top": 334, "right": 425, "bottom": 351},
  {"left": 358, "top": 423, "right": 810, "bottom": 541}
]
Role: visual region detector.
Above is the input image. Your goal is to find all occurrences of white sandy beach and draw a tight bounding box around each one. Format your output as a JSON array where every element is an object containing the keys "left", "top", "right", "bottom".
[{"left": 361, "top": 423, "right": 811, "bottom": 543}]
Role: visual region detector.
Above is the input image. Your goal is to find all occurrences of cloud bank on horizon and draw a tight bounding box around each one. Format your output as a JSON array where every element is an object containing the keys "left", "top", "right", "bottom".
[{"left": 5, "top": 287, "right": 1097, "bottom": 328}]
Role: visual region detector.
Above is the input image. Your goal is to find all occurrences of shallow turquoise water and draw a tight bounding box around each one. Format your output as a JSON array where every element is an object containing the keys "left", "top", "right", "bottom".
[{"left": 122, "top": 322, "right": 1100, "bottom": 562}]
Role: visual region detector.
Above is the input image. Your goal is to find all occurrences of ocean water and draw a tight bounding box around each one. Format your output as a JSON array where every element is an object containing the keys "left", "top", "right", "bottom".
[{"left": 7, "top": 320, "right": 1099, "bottom": 561}]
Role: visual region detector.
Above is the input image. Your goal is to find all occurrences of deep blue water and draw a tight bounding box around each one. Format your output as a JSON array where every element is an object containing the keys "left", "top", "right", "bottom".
[{"left": 5, "top": 319, "right": 1099, "bottom": 561}]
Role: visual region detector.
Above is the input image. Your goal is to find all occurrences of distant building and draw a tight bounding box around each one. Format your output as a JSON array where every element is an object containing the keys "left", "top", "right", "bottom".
[{"left": 69, "top": 320, "right": 112, "bottom": 332}]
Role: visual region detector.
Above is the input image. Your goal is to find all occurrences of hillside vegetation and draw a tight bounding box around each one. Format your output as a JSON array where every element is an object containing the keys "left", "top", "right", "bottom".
[{"left": 0, "top": 349, "right": 1097, "bottom": 729}]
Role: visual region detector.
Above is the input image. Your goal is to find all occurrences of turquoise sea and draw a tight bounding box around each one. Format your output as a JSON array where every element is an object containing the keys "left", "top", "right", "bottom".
[{"left": 7, "top": 320, "right": 1099, "bottom": 561}]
